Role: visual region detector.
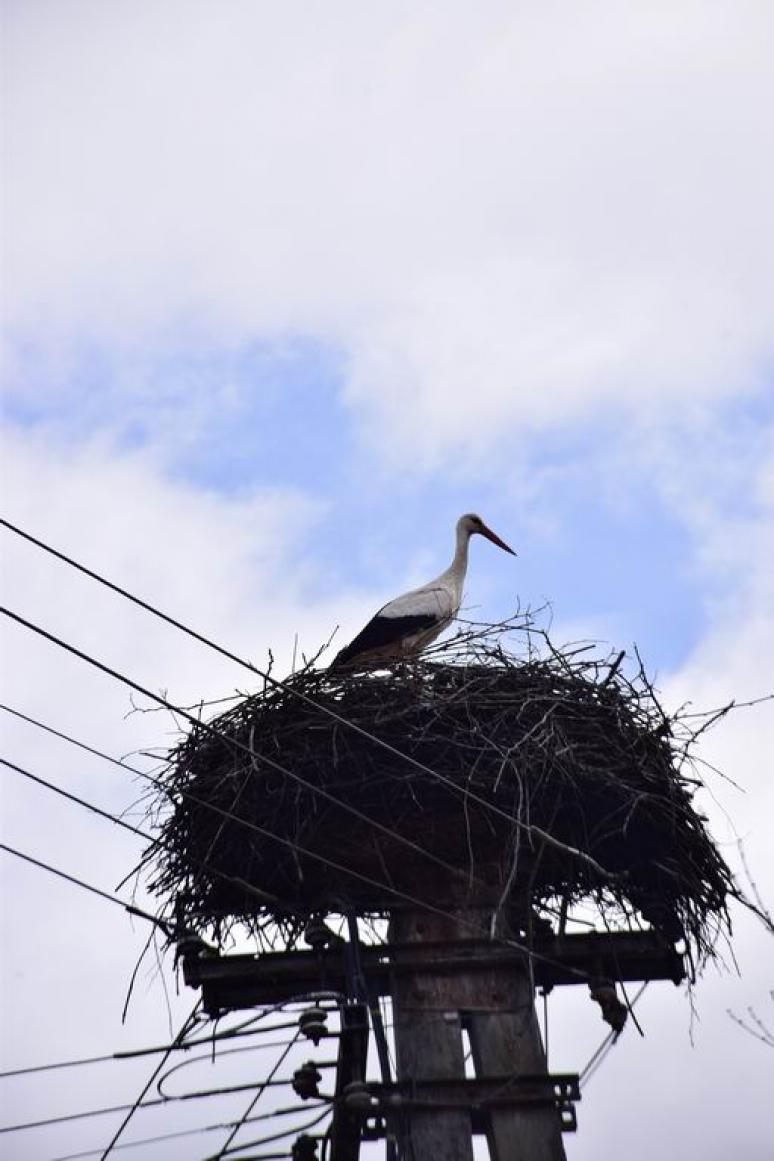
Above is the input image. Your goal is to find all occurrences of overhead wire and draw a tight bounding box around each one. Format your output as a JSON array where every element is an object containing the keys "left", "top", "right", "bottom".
[
  {"left": 98, "top": 1002, "right": 201, "bottom": 1161},
  {"left": 0, "top": 996, "right": 340, "bottom": 1086},
  {"left": 0, "top": 516, "right": 488, "bottom": 772},
  {"left": 0, "top": 700, "right": 456, "bottom": 925},
  {"left": 2, "top": 519, "right": 616, "bottom": 918},
  {"left": 157, "top": 1062, "right": 337, "bottom": 1103},
  {"left": 0, "top": 751, "right": 290, "bottom": 910},
  {"left": 0, "top": 841, "right": 169, "bottom": 935},
  {"left": 0, "top": 994, "right": 338, "bottom": 1137},
  {"left": 46, "top": 1101, "right": 331, "bottom": 1161},
  {"left": 209, "top": 1029, "right": 301, "bottom": 1160},
  {"left": 0, "top": 699, "right": 593, "bottom": 984},
  {"left": 0, "top": 702, "right": 470, "bottom": 938},
  {"left": 210, "top": 1103, "right": 333, "bottom": 1158},
  {"left": 0, "top": 756, "right": 159, "bottom": 846},
  {"left": 0, "top": 1032, "right": 317, "bottom": 1080},
  {"left": 0, "top": 1067, "right": 336, "bottom": 1136},
  {"left": 0, "top": 605, "right": 485, "bottom": 890},
  {"left": 0, "top": 518, "right": 613, "bottom": 878}
]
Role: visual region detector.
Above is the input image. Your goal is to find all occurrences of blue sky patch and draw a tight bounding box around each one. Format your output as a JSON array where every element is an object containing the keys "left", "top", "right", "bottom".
[{"left": 3, "top": 330, "right": 770, "bottom": 678}]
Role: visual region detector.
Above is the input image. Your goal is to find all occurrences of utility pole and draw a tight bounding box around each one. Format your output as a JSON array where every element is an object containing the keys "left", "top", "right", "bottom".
[
  {"left": 183, "top": 920, "right": 680, "bottom": 1158},
  {"left": 390, "top": 898, "right": 566, "bottom": 1161}
]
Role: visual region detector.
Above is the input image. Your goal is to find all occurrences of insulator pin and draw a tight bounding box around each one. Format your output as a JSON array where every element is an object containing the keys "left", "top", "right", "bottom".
[
  {"left": 292, "top": 1134, "right": 319, "bottom": 1160},
  {"left": 342, "top": 1080, "right": 379, "bottom": 1111},
  {"left": 293, "top": 1060, "right": 322, "bottom": 1099},
  {"left": 299, "top": 1006, "right": 328, "bottom": 1044},
  {"left": 303, "top": 917, "right": 341, "bottom": 949}
]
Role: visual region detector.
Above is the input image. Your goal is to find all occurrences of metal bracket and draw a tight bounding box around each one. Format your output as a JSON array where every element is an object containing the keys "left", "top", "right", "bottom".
[
  {"left": 181, "top": 931, "right": 684, "bottom": 1015},
  {"left": 340, "top": 1073, "right": 580, "bottom": 1136}
]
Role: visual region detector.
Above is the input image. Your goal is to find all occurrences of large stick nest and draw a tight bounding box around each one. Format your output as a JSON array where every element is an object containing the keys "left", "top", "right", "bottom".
[{"left": 142, "top": 620, "right": 738, "bottom": 968}]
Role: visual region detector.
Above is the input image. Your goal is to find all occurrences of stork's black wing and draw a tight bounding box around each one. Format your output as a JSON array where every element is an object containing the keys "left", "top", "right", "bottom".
[{"left": 331, "top": 612, "right": 438, "bottom": 668}]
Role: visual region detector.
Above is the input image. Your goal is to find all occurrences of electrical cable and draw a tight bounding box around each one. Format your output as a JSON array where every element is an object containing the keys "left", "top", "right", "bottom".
[
  {"left": 154, "top": 1044, "right": 332, "bottom": 1102},
  {"left": 0, "top": 702, "right": 461, "bottom": 936},
  {"left": 0, "top": 998, "right": 338, "bottom": 1086},
  {"left": 0, "top": 700, "right": 592, "bottom": 984},
  {"left": 46, "top": 1102, "right": 330, "bottom": 1161},
  {"left": 0, "top": 517, "right": 489, "bottom": 777},
  {"left": 1, "top": 555, "right": 612, "bottom": 967},
  {"left": 98, "top": 1002, "right": 201, "bottom": 1161},
  {"left": 0, "top": 605, "right": 483, "bottom": 889},
  {"left": 0, "top": 519, "right": 615, "bottom": 880},
  {"left": 0, "top": 1051, "right": 117, "bottom": 1079},
  {"left": 211, "top": 1103, "right": 332, "bottom": 1158},
  {"left": 2, "top": 988, "right": 339, "bottom": 1139},
  {"left": 156, "top": 1062, "right": 336, "bottom": 1103},
  {"left": 0, "top": 756, "right": 159, "bottom": 845},
  {"left": 210, "top": 1030, "right": 300, "bottom": 1160},
  {"left": 0, "top": 752, "right": 288, "bottom": 910},
  {"left": 0, "top": 1072, "right": 334, "bottom": 1136},
  {"left": 0, "top": 841, "right": 168, "bottom": 935},
  {"left": 0, "top": 1034, "right": 315, "bottom": 1081},
  {"left": 0, "top": 985, "right": 338, "bottom": 1081}
]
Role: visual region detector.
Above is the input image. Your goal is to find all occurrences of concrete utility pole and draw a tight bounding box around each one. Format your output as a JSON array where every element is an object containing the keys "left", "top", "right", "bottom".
[
  {"left": 390, "top": 905, "right": 566, "bottom": 1161},
  {"left": 183, "top": 924, "right": 682, "bottom": 1158}
]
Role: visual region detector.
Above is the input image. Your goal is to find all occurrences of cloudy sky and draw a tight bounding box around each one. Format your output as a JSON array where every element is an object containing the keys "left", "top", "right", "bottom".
[{"left": 2, "top": 2, "right": 773, "bottom": 1158}]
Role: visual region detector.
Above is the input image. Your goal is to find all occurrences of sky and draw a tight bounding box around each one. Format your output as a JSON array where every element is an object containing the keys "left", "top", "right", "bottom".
[{"left": 1, "top": 2, "right": 773, "bottom": 1158}]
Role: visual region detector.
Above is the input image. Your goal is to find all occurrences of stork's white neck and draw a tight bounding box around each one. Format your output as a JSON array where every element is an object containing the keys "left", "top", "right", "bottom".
[{"left": 450, "top": 522, "right": 472, "bottom": 577}]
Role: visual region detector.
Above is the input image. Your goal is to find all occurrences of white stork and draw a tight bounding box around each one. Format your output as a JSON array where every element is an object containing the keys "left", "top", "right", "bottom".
[{"left": 331, "top": 513, "right": 516, "bottom": 669}]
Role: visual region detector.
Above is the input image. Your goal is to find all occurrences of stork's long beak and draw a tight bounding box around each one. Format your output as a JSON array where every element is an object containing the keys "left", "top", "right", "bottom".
[{"left": 481, "top": 524, "right": 517, "bottom": 555}]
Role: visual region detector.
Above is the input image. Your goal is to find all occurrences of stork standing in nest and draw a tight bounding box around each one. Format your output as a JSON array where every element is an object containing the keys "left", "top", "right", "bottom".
[{"left": 331, "top": 513, "right": 516, "bottom": 669}]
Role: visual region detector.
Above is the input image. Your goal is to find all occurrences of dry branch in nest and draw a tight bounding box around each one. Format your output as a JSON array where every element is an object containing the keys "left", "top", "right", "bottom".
[{"left": 141, "top": 617, "right": 740, "bottom": 971}]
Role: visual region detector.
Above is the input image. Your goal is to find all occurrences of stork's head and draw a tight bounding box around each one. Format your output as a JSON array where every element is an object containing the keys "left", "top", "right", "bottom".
[{"left": 458, "top": 513, "right": 516, "bottom": 555}]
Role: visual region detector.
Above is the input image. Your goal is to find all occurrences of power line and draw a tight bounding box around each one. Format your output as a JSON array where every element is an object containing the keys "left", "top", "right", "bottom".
[
  {"left": 0, "top": 516, "right": 480, "bottom": 783},
  {"left": 0, "top": 520, "right": 649, "bottom": 1148},
  {"left": 47, "top": 1101, "right": 331, "bottom": 1161},
  {"left": 0, "top": 516, "right": 456, "bottom": 770},
  {"left": 0, "top": 751, "right": 283, "bottom": 909},
  {"left": 0, "top": 754, "right": 282, "bottom": 922},
  {"left": 211, "top": 1031, "right": 300, "bottom": 1160},
  {"left": 0, "top": 611, "right": 512, "bottom": 921},
  {"left": 0, "top": 1065, "right": 336, "bottom": 1135},
  {"left": 1, "top": 698, "right": 490, "bottom": 940},
  {"left": 0, "top": 1035, "right": 295, "bottom": 1081},
  {"left": 0, "top": 756, "right": 158, "bottom": 845},
  {"left": 211, "top": 1104, "right": 333, "bottom": 1159},
  {"left": 0, "top": 605, "right": 477, "bottom": 889},
  {"left": 2, "top": 702, "right": 158, "bottom": 774},
  {"left": 98, "top": 1003, "right": 200, "bottom": 1161},
  {"left": 159, "top": 1061, "right": 336, "bottom": 1103},
  {"left": 0, "top": 700, "right": 592, "bottom": 983},
  {"left": 0, "top": 699, "right": 462, "bottom": 928},
  {"left": 0, "top": 518, "right": 613, "bottom": 879},
  {"left": 0, "top": 713, "right": 470, "bottom": 940},
  {"left": 1, "top": 1051, "right": 117, "bottom": 1078},
  {"left": 0, "top": 841, "right": 168, "bottom": 935},
  {"left": 0, "top": 1014, "right": 333, "bottom": 1079}
]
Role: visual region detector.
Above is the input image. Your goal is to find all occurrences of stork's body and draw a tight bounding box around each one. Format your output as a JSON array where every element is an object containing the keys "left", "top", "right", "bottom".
[{"left": 331, "top": 514, "right": 515, "bottom": 669}]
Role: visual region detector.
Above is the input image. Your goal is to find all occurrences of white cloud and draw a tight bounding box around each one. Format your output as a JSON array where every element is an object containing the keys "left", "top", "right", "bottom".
[
  {"left": 0, "top": 428, "right": 374, "bottom": 1153},
  {"left": 4, "top": 2, "right": 774, "bottom": 467},
  {"left": 3, "top": 5, "right": 774, "bottom": 1155},
  {"left": 559, "top": 438, "right": 774, "bottom": 1160},
  {"left": 2, "top": 424, "right": 772, "bottom": 1158}
]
